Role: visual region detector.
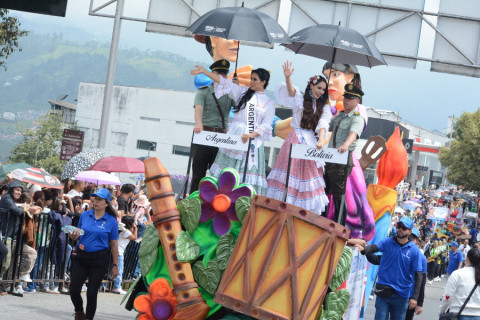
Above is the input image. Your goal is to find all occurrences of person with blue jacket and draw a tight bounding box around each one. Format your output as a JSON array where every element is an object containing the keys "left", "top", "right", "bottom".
[
  {"left": 68, "top": 188, "right": 119, "bottom": 320},
  {"left": 357, "top": 217, "right": 423, "bottom": 320}
]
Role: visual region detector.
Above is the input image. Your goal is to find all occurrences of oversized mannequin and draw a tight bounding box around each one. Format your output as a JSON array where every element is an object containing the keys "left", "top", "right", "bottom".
[{"left": 194, "top": 35, "right": 252, "bottom": 88}]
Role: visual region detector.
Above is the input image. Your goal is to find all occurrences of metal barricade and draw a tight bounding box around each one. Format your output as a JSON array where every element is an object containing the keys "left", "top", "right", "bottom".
[{"left": 1, "top": 208, "right": 142, "bottom": 296}]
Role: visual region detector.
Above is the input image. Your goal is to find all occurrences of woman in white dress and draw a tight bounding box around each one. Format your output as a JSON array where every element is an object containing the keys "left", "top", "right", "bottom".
[
  {"left": 191, "top": 65, "right": 275, "bottom": 195},
  {"left": 266, "top": 61, "right": 331, "bottom": 215}
]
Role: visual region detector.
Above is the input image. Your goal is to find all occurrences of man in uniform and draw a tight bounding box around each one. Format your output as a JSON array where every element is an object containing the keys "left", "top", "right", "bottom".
[
  {"left": 190, "top": 59, "right": 235, "bottom": 194},
  {"left": 324, "top": 83, "right": 365, "bottom": 224}
]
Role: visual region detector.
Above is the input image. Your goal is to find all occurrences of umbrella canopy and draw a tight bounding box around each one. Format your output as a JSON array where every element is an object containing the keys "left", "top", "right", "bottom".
[
  {"left": 89, "top": 156, "right": 145, "bottom": 173},
  {"left": 61, "top": 148, "right": 105, "bottom": 181},
  {"left": 440, "top": 194, "right": 454, "bottom": 202},
  {"left": 74, "top": 171, "right": 121, "bottom": 186},
  {"left": 10, "top": 167, "right": 62, "bottom": 189},
  {"left": 187, "top": 4, "right": 291, "bottom": 73},
  {"left": 453, "top": 193, "right": 469, "bottom": 200},
  {"left": 394, "top": 207, "right": 405, "bottom": 214},
  {"left": 282, "top": 24, "right": 387, "bottom": 68}
]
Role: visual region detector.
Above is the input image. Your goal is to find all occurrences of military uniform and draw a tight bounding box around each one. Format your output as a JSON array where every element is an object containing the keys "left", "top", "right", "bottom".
[
  {"left": 190, "top": 60, "right": 234, "bottom": 193},
  {"left": 324, "top": 84, "right": 365, "bottom": 224}
]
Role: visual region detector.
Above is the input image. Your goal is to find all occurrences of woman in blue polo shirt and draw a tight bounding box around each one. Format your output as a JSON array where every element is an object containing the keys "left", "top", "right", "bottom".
[{"left": 68, "top": 188, "right": 119, "bottom": 320}]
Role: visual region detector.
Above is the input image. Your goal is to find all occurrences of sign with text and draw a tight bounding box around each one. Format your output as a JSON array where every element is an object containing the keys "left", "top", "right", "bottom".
[
  {"left": 60, "top": 129, "right": 84, "bottom": 161},
  {"left": 291, "top": 144, "right": 348, "bottom": 165},
  {"left": 193, "top": 131, "right": 249, "bottom": 152}
]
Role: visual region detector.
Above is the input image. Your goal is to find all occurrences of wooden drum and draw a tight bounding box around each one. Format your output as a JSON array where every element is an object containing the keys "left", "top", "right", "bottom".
[{"left": 214, "top": 196, "right": 350, "bottom": 320}]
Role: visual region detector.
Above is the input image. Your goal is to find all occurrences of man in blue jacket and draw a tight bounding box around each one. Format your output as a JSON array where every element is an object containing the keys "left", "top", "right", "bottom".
[{"left": 357, "top": 216, "right": 423, "bottom": 320}]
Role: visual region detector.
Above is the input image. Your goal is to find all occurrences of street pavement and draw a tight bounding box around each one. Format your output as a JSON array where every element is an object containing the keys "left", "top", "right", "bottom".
[
  {"left": 364, "top": 276, "right": 446, "bottom": 320},
  {"left": 1, "top": 277, "right": 447, "bottom": 320}
]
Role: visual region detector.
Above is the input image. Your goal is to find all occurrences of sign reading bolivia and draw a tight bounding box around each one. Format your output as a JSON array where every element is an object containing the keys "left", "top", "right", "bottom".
[
  {"left": 193, "top": 131, "right": 249, "bottom": 152},
  {"left": 291, "top": 144, "right": 348, "bottom": 164}
]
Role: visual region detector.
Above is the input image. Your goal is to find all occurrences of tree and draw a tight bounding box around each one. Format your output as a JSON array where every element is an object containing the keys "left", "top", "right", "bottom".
[
  {"left": 439, "top": 109, "right": 480, "bottom": 190},
  {"left": 0, "top": 9, "right": 28, "bottom": 69},
  {"left": 10, "top": 112, "right": 72, "bottom": 177}
]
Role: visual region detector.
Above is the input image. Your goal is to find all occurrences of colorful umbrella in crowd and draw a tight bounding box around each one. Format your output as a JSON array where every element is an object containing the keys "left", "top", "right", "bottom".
[
  {"left": 61, "top": 148, "right": 105, "bottom": 181},
  {"left": 74, "top": 170, "right": 121, "bottom": 185},
  {"left": 10, "top": 167, "right": 62, "bottom": 189},
  {"left": 0, "top": 162, "right": 31, "bottom": 179},
  {"left": 88, "top": 156, "right": 145, "bottom": 173}
]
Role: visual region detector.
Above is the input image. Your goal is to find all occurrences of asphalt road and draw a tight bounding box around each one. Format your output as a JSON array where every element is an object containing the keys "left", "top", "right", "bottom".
[
  {"left": 1, "top": 278, "right": 447, "bottom": 320},
  {"left": 364, "top": 277, "right": 446, "bottom": 320}
]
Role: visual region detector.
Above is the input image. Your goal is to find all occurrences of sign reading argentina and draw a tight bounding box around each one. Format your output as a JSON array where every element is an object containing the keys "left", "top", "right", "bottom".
[
  {"left": 193, "top": 131, "right": 249, "bottom": 152},
  {"left": 291, "top": 144, "right": 348, "bottom": 165}
]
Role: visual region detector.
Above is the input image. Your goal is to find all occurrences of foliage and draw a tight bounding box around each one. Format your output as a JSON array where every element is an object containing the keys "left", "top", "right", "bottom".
[
  {"left": 178, "top": 198, "right": 201, "bottom": 234},
  {"left": 320, "top": 289, "right": 350, "bottom": 320},
  {"left": 176, "top": 231, "right": 200, "bottom": 262},
  {"left": 439, "top": 109, "right": 480, "bottom": 190},
  {"left": 138, "top": 224, "right": 160, "bottom": 276},
  {"left": 235, "top": 196, "right": 251, "bottom": 222},
  {"left": 0, "top": 9, "right": 28, "bottom": 70},
  {"left": 329, "top": 246, "right": 353, "bottom": 291},
  {"left": 9, "top": 112, "right": 74, "bottom": 176}
]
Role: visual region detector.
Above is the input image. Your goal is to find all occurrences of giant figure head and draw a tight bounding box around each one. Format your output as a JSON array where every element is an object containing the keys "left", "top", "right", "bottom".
[
  {"left": 322, "top": 62, "right": 362, "bottom": 103},
  {"left": 195, "top": 35, "right": 239, "bottom": 62}
]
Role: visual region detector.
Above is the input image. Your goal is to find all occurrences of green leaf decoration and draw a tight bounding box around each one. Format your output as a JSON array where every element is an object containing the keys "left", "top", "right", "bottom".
[
  {"left": 178, "top": 198, "right": 201, "bottom": 234},
  {"left": 235, "top": 196, "right": 251, "bottom": 222},
  {"left": 322, "top": 289, "right": 350, "bottom": 320},
  {"left": 120, "top": 276, "right": 140, "bottom": 305},
  {"left": 176, "top": 231, "right": 201, "bottom": 262},
  {"left": 138, "top": 224, "right": 160, "bottom": 276},
  {"left": 329, "top": 246, "right": 353, "bottom": 291},
  {"left": 216, "top": 234, "right": 235, "bottom": 270},
  {"left": 193, "top": 259, "right": 222, "bottom": 295}
]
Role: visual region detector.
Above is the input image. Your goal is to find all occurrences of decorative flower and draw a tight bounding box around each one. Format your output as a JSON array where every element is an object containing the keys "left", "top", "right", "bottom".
[
  {"left": 199, "top": 168, "right": 254, "bottom": 235},
  {"left": 134, "top": 278, "right": 176, "bottom": 320}
]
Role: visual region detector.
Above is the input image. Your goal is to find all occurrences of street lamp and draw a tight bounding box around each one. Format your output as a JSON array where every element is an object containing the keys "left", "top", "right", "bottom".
[{"left": 147, "top": 142, "right": 156, "bottom": 157}]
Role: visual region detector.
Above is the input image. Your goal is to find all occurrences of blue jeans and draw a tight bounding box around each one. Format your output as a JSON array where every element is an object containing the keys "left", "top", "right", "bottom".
[
  {"left": 459, "top": 317, "right": 480, "bottom": 320},
  {"left": 374, "top": 293, "right": 409, "bottom": 320},
  {"left": 113, "top": 254, "right": 124, "bottom": 290},
  {"left": 27, "top": 246, "right": 45, "bottom": 290}
]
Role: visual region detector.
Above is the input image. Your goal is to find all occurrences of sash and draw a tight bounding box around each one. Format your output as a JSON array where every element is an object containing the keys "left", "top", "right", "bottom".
[{"left": 246, "top": 98, "right": 257, "bottom": 170}]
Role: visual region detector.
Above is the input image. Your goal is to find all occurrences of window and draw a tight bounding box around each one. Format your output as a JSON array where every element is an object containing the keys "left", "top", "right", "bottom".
[
  {"left": 140, "top": 116, "right": 160, "bottom": 122},
  {"left": 137, "top": 140, "right": 156, "bottom": 151},
  {"left": 172, "top": 145, "right": 190, "bottom": 156},
  {"left": 264, "top": 146, "right": 271, "bottom": 165},
  {"left": 176, "top": 121, "right": 195, "bottom": 126}
]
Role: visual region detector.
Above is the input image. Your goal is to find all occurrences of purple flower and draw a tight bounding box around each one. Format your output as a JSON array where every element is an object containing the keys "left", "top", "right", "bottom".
[{"left": 199, "top": 169, "right": 253, "bottom": 235}]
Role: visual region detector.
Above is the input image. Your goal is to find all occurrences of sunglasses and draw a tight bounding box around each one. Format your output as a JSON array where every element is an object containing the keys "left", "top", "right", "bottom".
[{"left": 396, "top": 224, "right": 410, "bottom": 231}]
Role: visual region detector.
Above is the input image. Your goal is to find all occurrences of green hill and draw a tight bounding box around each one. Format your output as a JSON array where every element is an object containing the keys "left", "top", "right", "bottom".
[{"left": 0, "top": 33, "right": 204, "bottom": 113}]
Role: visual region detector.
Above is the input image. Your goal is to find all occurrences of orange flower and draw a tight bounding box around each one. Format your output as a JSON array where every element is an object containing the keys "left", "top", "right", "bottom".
[{"left": 134, "top": 278, "right": 176, "bottom": 320}]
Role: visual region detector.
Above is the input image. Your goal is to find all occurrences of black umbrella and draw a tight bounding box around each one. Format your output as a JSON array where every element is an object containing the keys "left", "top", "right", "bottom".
[
  {"left": 440, "top": 194, "right": 454, "bottom": 202},
  {"left": 186, "top": 2, "right": 291, "bottom": 75},
  {"left": 282, "top": 23, "right": 387, "bottom": 68}
]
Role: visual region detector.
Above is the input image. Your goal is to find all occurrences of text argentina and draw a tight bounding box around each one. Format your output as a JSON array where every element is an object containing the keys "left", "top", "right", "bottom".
[{"left": 206, "top": 134, "right": 238, "bottom": 145}]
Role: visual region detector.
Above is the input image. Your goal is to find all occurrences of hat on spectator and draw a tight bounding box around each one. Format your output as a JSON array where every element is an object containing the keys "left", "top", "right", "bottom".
[
  {"left": 450, "top": 241, "right": 459, "bottom": 248},
  {"left": 92, "top": 188, "right": 112, "bottom": 202},
  {"left": 134, "top": 195, "right": 150, "bottom": 208},
  {"left": 398, "top": 216, "right": 414, "bottom": 230},
  {"left": 412, "top": 228, "right": 419, "bottom": 238}
]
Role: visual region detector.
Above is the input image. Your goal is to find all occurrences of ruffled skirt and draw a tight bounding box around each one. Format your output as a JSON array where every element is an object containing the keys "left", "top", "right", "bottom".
[{"left": 266, "top": 129, "right": 329, "bottom": 215}]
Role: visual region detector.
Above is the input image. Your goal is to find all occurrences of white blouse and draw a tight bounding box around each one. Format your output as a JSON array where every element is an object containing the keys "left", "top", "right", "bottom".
[
  {"left": 275, "top": 82, "right": 332, "bottom": 137},
  {"left": 215, "top": 77, "right": 275, "bottom": 148},
  {"left": 439, "top": 266, "right": 480, "bottom": 316}
]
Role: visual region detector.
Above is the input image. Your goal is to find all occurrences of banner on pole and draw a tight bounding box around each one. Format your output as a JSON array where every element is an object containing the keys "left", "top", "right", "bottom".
[
  {"left": 291, "top": 144, "right": 348, "bottom": 164},
  {"left": 193, "top": 131, "right": 249, "bottom": 152}
]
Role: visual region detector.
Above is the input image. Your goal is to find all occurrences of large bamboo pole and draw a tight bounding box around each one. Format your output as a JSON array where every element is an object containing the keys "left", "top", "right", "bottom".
[{"left": 144, "top": 157, "right": 209, "bottom": 320}]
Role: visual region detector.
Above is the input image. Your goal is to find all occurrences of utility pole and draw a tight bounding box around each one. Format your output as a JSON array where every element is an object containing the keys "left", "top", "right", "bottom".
[{"left": 98, "top": 0, "right": 125, "bottom": 148}]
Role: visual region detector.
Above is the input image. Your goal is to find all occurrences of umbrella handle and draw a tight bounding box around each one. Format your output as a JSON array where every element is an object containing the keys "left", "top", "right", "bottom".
[{"left": 233, "top": 41, "right": 240, "bottom": 78}]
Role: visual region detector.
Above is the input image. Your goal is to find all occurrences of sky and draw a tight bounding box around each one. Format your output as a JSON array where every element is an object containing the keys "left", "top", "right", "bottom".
[{"left": 10, "top": 0, "right": 480, "bottom": 132}]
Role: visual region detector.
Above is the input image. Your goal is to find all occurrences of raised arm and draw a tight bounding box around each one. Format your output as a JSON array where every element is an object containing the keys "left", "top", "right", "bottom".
[
  {"left": 191, "top": 65, "right": 221, "bottom": 84},
  {"left": 283, "top": 61, "right": 296, "bottom": 97}
]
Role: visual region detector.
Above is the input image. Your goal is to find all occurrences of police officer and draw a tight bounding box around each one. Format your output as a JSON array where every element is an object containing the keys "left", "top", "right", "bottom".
[
  {"left": 324, "top": 83, "right": 365, "bottom": 224},
  {"left": 190, "top": 59, "right": 235, "bottom": 193}
]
